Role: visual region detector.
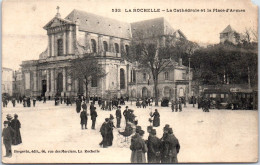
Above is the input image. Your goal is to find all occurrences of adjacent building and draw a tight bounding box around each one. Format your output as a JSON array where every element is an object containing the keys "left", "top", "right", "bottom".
[
  {"left": 220, "top": 25, "right": 240, "bottom": 44},
  {"left": 2, "top": 67, "right": 13, "bottom": 97},
  {"left": 21, "top": 8, "right": 191, "bottom": 100},
  {"left": 13, "top": 69, "right": 24, "bottom": 98}
]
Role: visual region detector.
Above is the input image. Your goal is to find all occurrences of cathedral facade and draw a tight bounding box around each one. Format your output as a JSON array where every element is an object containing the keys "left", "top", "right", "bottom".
[{"left": 21, "top": 9, "right": 190, "bottom": 100}]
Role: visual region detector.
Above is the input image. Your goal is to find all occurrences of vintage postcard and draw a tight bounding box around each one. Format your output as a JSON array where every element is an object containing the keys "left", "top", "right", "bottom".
[{"left": 2, "top": 0, "right": 258, "bottom": 163}]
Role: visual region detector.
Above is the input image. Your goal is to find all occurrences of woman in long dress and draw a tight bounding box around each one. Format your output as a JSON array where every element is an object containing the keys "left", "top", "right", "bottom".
[
  {"left": 10, "top": 114, "right": 22, "bottom": 145},
  {"left": 151, "top": 109, "right": 160, "bottom": 127}
]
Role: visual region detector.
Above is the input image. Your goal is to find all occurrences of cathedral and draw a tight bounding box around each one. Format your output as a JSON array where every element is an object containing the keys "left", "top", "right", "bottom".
[{"left": 21, "top": 8, "right": 190, "bottom": 100}]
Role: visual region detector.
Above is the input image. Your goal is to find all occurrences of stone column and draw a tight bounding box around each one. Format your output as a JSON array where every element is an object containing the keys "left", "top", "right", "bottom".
[
  {"left": 50, "top": 69, "right": 55, "bottom": 94},
  {"left": 63, "top": 32, "right": 67, "bottom": 55},
  {"left": 98, "top": 35, "right": 103, "bottom": 54},
  {"left": 54, "top": 69, "right": 57, "bottom": 93},
  {"left": 109, "top": 37, "right": 114, "bottom": 52},
  {"left": 51, "top": 34, "right": 55, "bottom": 57},
  {"left": 117, "top": 65, "right": 120, "bottom": 97},
  {"left": 85, "top": 33, "right": 91, "bottom": 53},
  {"left": 48, "top": 35, "right": 51, "bottom": 57},
  {"left": 46, "top": 69, "right": 50, "bottom": 93},
  {"left": 67, "top": 75, "right": 71, "bottom": 92},
  {"left": 33, "top": 71, "right": 37, "bottom": 91},
  {"left": 62, "top": 68, "right": 66, "bottom": 93},
  {"left": 67, "top": 29, "right": 74, "bottom": 55},
  {"left": 75, "top": 79, "right": 78, "bottom": 94}
]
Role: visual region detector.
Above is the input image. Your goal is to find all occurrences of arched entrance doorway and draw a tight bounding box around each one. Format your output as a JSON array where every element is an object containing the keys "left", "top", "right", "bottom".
[
  {"left": 163, "top": 86, "right": 171, "bottom": 98},
  {"left": 131, "top": 89, "right": 136, "bottom": 98},
  {"left": 42, "top": 80, "right": 47, "bottom": 96},
  {"left": 142, "top": 87, "right": 148, "bottom": 98},
  {"left": 57, "top": 73, "right": 63, "bottom": 96}
]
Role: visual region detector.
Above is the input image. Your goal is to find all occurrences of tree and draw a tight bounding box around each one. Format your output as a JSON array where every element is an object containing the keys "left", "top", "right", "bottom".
[
  {"left": 127, "top": 32, "right": 195, "bottom": 106},
  {"left": 69, "top": 54, "right": 107, "bottom": 101},
  {"left": 191, "top": 41, "right": 257, "bottom": 88}
]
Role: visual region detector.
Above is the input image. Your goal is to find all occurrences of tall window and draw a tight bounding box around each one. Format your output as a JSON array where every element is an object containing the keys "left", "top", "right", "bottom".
[
  {"left": 57, "top": 39, "right": 63, "bottom": 56},
  {"left": 125, "top": 45, "right": 129, "bottom": 56},
  {"left": 133, "top": 70, "right": 136, "bottom": 83},
  {"left": 91, "top": 39, "right": 97, "bottom": 53},
  {"left": 120, "top": 69, "right": 125, "bottom": 89},
  {"left": 115, "top": 43, "right": 119, "bottom": 53},
  {"left": 91, "top": 76, "right": 97, "bottom": 87},
  {"left": 143, "top": 73, "right": 147, "bottom": 81},
  {"left": 165, "top": 72, "right": 169, "bottom": 80},
  {"left": 103, "top": 41, "right": 108, "bottom": 52},
  {"left": 182, "top": 73, "right": 186, "bottom": 79}
]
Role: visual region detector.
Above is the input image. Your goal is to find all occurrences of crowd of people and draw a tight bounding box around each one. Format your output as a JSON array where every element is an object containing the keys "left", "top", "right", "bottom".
[
  {"left": 2, "top": 114, "right": 22, "bottom": 157},
  {"left": 129, "top": 124, "right": 180, "bottom": 163}
]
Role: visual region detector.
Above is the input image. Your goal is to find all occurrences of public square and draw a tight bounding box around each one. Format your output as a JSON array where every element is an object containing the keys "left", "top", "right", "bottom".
[{"left": 2, "top": 101, "right": 258, "bottom": 163}]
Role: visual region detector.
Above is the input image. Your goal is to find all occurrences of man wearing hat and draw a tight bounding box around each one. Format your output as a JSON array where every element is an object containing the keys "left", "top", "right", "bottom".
[
  {"left": 160, "top": 125, "right": 170, "bottom": 163},
  {"left": 123, "top": 106, "right": 130, "bottom": 123},
  {"left": 99, "top": 118, "right": 109, "bottom": 148},
  {"left": 168, "top": 128, "right": 180, "bottom": 163},
  {"left": 80, "top": 108, "right": 88, "bottom": 129},
  {"left": 2, "top": 121, "right": 15, "bottom": 157},
  {"left": 107, "top": 114, "right": 115, "bottom": 146},
  {"left": 115, "top": 106, "right": 122, "bottom": 128},
  {"left": 147, "top": 129, "right": 161, "bottom": 163},
  {"left": 130, "top": 126, "right": 147, "bottom": 163},
  {"left": 91, "top": 107, "right": 98, "bottom": 129}
]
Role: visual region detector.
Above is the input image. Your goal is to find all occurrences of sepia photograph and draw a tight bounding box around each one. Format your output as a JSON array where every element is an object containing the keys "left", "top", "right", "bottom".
[{"left": 1, "top": 0, "right": 258, "bottom": 163}]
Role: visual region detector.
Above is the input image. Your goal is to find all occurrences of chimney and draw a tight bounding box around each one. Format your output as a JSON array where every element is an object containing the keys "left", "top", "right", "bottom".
[{"left": 179, "top": 58, "right": 182, "bottom": 66}]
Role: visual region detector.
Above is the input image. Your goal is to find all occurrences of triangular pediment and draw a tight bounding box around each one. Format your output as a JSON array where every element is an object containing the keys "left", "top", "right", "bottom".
[{"left": 43, "top": 17, "right": 74, "bottom": 30}]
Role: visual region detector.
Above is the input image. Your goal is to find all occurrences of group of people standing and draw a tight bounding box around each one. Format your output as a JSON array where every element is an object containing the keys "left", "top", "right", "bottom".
[
  {"left": 2, "top": 114, "right": 22, "bottom": 158},
  {"left": 171, "top": 99, "right": 183, "bottom": 112},
  {"left": 130, "top": 124, "right": 180, "bottom": 163},
  {"left": 79, "top": 102, "right": 98, "bottom": 130}
]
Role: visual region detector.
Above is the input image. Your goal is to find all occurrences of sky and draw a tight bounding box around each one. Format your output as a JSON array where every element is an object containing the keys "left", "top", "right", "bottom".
[{"left": 2, "top": 0, "right": 258, "bottom": 70}]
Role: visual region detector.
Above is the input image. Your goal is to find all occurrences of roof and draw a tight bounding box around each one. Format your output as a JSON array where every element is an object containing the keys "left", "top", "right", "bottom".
[
  {"left": 131, "top": 17, "right": 177, "bottom": 39},
  {"left": 65, "top": 9, "right": 131, "bottom": 39},
  {"left": 221, "top": 25, "right": 235, "bottom": 34},
  {"left": 43, "top": 17, "right": 74, "bottom": 30}
]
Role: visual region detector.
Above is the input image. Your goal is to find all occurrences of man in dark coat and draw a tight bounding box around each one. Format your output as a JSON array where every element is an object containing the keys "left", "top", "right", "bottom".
[
  {"left": 151, "top": 109, "right": 160, "bottom": 127},
  {"left": 171, "top": 100, "right": 175, "bottom": 112},
  {"left": 147, "top": 129, "right": 161, "bottom": 163},
  {"left": 10, "top": 114, "right": 22, "bottom": 145},
  {"left": 11, "top": 98, "right": 16, "bottom": 107},
  {"left": 76, "top": 99, "right": 81, "bottom": 113},
  {"left": 90, "top": 102, "right": 95, "bottom": 115},
  {"left": 123, "top": 106, "right": 130, "bottom": 123},
  {"left": 80, "top": 109, "right": 88, "bottom": 129},
  {"left": 130, "top": 126, "right": 147, "bottom": 163},
  {"left": 27, "top": 97, "right": 31, "bottom": 107},
  {"left": 175, "top": 101, "right": 178, "bottom": 112},
  {"left": 160, "top": 125, "right": 170, "bottom": 163},
  {"left": 91, "top": 108, "right": 98, "bottom": 129},
  {"left": 179, "top": 100, "right": 182, "bottom": 112},
  {"left": 99, "top": 118, "right": 109, "bottom": 148},
  {"left": 107, "top": 115, "right": 115, "bottom": 146},
  {"left": 115, "top": 106, "right": 122, "bottom": 128},
  {"left": 2, "top": 121, "right": 15, "bottom": 157},
  {"left": 33, "top": 98, "right": 37, "bottom": 107},
  {"left": 168, "top": 128, "right": 180, "bottom": 163},
  {"left": 43, "top": 96, "right": 46, "bottom": 103}
]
